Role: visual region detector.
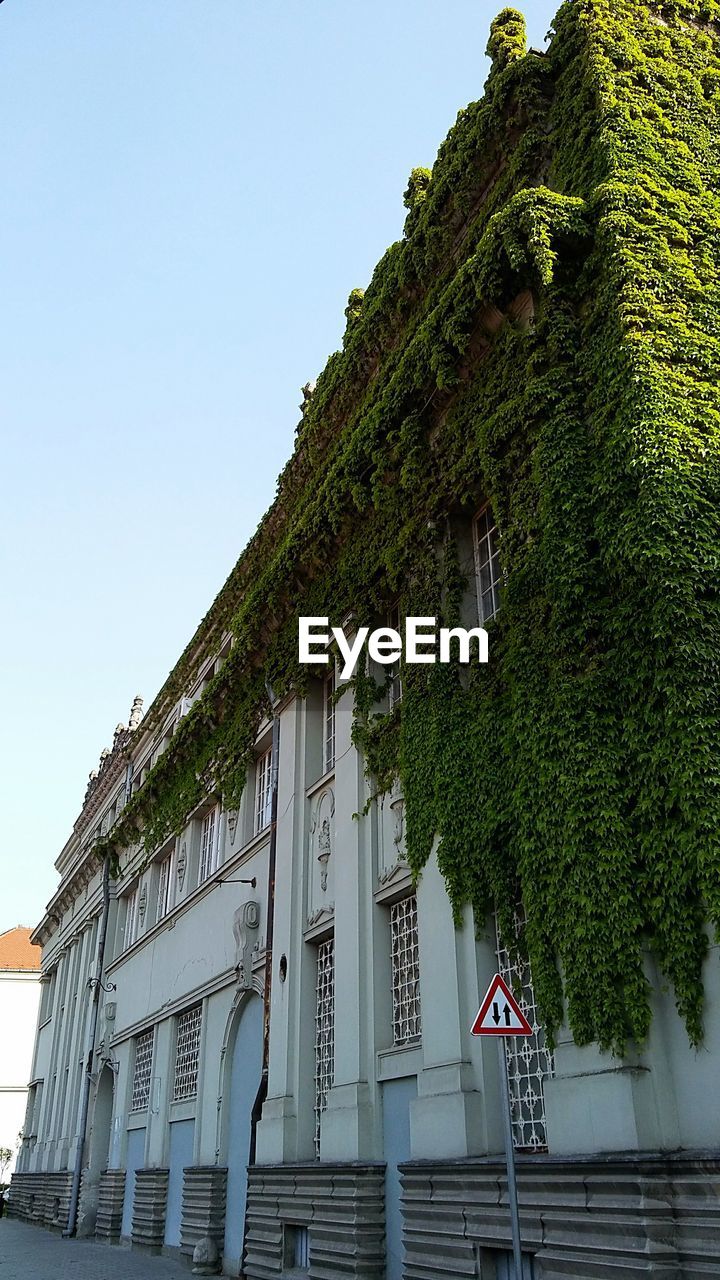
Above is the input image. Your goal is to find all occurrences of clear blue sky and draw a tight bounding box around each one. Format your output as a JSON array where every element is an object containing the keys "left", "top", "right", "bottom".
[{"left": 0, "top": 0, "right": 559, "bottom": 931}]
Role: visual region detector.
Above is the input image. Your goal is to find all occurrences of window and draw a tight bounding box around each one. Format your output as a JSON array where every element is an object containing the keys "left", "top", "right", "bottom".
[
  {"left": 488, "top": 1250, "right": 535, "bottom": 1280},
  {"left": 390, "top": 896, "right": 422, "bottom": 1044},
  {"left": 495, "top": 906, "right": 554, "bottom": 1150},
  {"left": 323, "top": 671, "right": 335, "bottom": 773},
  {"left": 156, "top": 851, "right": 173, "bottom": 922},
  {"left": 283, "top": 1224, "right": 310, "bottom": 1271},
  {"left": 173, "top": 1004, "right": 203, "bottom": 1101},
  {"left": 25, "top": 1081, "right": 43, "bottom": 1138},
  {"left": 255, "top": 748, "right": 273, "bottom": 835},
  {"left": 198, "top": 808, "right": 219, "bottom": 883},
  {"left": 388, "top": 603, "right": 402, "bottom": 709},
  {"left": 130, "top": 1029, "right": 154, "bottom": 1112},
  {"left": 39, "top": 970, "right": 55, "bottom": 1023},
  {"left": 473, "top": 504, "right": 502, "bottom": 622},
  {"left": 314, "top": 939, "right": 335, "bottom": 1157},
  {"left": 123, "top": 888, "right": 138, "bottom": 950}
]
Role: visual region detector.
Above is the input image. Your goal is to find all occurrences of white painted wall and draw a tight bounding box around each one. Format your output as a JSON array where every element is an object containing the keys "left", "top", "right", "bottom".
[{"left": 0, "top": 970, "right": 40, "bottom": 1176}]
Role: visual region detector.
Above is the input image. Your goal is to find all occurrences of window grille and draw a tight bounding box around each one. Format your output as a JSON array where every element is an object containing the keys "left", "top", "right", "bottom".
[
  {"left": 255, "top": 748, "right": 273, "bottom": 835},
  {"left": 323, "top": 671, "right": 336, "bottom": 773},
  {"left": 314, "top": 939, "right": 335, "bottom": 1157},
  {"left": 173, "top": 1004, "right": 202, "bottom": 1101},
  {"left": 388, "top": 604, "right": 402, "bottom": 708},
  {"left": 495, "top": 907, "right": 554, "bottom": 1150},
  {"left": 198, "top": 808, "right": 218, "bottom": 883},
  {"left": 474, "top": 504, "right": 502, "bottom": 622},
  {"left": 130, "top": 1029, "right": 154, "bottom": 1112},
  {"left": 390, "top": 896, "right": 422, "bottom": 1045},
  {"left": 124, "top": 889, "right": 138, "bottom": 950},
  {"left": 156, "top": 852, "right": 172, "bottom": 922}
]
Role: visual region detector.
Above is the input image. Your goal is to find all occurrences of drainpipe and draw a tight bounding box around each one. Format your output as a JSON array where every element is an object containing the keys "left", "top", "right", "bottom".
[
  {"left": 64, "top": 849, "right": 112, "bottom": 1237},
  {"left": 249, "top": 683, "right": 280, "bottom": 1165}
]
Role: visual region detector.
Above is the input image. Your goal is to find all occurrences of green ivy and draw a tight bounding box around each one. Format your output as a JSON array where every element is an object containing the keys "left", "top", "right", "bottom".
[{"left": 98, "top": 0, "right": 720, "bottom": 1054}]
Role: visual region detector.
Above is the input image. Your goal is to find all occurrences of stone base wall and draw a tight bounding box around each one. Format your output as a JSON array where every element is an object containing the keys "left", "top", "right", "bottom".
[
  {"left": 131, "top": 1167, "right": 169, "bottom": 1251},
  {"left": 181, "top": 1165, "right": 228, "bottom": 1257},
  {"left": 95, "top": 1168, "right": 126, "bottom": 1240},
  {"left": 244, "top": 1162, "right": 385, "bottom": 1279},
  {"left": 400, "top": 1154, "right": 720, "bottom": 1280},
  {"left": 7, "top": 1171, "right": 74, "bottom": 1230}
]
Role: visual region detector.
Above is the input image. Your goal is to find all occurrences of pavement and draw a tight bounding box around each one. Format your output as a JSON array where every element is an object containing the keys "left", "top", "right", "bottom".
[{"left": 0, "top": 1218, "right": 194, "bottom": 1279}]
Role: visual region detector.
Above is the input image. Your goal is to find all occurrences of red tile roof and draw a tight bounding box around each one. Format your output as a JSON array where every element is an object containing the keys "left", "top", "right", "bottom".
[{"left": 0, "top": 926, "right": 42, "bottom": 972}]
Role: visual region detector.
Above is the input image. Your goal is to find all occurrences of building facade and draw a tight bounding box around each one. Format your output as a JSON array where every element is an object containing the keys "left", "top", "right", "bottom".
[
  {"left": 0, "top": 928, "right": 41, "bottom": 1180},
  {"left": 10, "top": 2, "right": 720, "bottom": 1276}
]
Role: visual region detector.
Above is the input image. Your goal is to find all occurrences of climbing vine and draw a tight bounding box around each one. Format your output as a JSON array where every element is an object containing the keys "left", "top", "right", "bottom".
[{"left": 98, "top": 1, "right": 720, "bottom": 1054}]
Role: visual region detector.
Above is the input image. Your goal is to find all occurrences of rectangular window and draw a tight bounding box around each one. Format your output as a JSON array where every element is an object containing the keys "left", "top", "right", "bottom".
[
  {"left": 283, "top": 1223, "right": 310, "bottom": 1271},
  {"left": 495, "top": 906, "right": 554, "bottom": 1151},
  {"left": 388, "top": 603, "right": 402, "bottom": 709},
  {"left": 323, "top": 671, "right": 335, "bottom": 773},
  {"left": 130, "top": 1029, "right": 154, "bottom": 1112},
  {"left": 473, "top": 504, "right": 502, "bottom": 622},
  {"left": 156, "top": 851, "right": 173, "bottom": 922},
  {"left": 255, "top": 748, "right": 273, "bottom": 835},
  {"left": 124, "top": 888, "right": 138, "bottom": 950},
  {"left": 390, "top": 896, "right": 422, "bottom": 1044},
  {"left": 173, "top": 1004, "right": 203, "bottom": 1101},
  {"left": 198, "top": 807, "right": 218, "bottom": 883},
  {"left": 314, "top": 939, "right": 335, "bottom": 1158}
]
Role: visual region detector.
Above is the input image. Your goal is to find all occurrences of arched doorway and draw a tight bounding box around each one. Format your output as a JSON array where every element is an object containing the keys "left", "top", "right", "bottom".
[
  {"left": 77, "top": 1064, "right": 115, "bottom": 1237},
  {"left": 222, "top": 995, "right": 263, "bottom": 1276}
]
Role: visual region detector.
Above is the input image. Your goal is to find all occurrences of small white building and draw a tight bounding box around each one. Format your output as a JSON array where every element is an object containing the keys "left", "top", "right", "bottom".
[{"left": 0, "top": 927, "right": 41, "bottom": 1179}]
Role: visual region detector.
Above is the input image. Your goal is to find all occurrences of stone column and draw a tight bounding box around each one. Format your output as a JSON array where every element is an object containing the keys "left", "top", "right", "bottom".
[{"left": 409, "top": 851, "right": 491, "bottom": 1158}]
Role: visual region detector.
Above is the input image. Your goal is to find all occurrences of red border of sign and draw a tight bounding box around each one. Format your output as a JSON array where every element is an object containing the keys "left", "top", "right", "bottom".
[{"left": 470, "top": 972, "right": 533, "bottom": 1036}]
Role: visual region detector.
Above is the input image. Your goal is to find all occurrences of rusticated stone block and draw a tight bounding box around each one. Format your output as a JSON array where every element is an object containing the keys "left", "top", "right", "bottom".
[
  {"left": 244, "top": 1162, "right": 385, "bottom": 1279},
  {"left": 180, "top": 1165, "right": 228, "bottom": 1257},
  {"left": 131, "top": 1167, "right": 169, "bottom": 1251},
  {"left": 95, "top": 1167, "right": 126, "bottom": 1240}
]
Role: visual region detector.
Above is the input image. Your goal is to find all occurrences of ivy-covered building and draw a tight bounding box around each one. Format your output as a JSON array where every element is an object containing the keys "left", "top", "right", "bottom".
[{"left": 10, "top": 1, "right": 720, "bottom": 1276}]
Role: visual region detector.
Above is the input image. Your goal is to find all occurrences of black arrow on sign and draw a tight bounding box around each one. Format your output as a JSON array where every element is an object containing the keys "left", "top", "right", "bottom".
[
  {"left": 503, "top": 1003, "right": 512, "bottom": 1027},
  {"left": 492, "top": 1002, "right": 501, "bottom": 1025}
]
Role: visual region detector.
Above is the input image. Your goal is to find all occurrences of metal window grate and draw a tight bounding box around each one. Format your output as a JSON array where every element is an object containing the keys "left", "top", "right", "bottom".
[
  {"left": 314, "top": 939, "right": 335, "bottom": 1157},
  {"left": 198, "top": 808, "right": 217, "bottom": 882},
  {"left": 495, "top": 908, "right": 554, "bottom": 1150},
  {"left": 156, "top": 853, "right": 172, "bottom": 922},
  {"left": 255, "top": 749, "right": 272, "bottom": 834},
  {"left": 130, "top": 1029, "right": 154, "bottom": 1112},
  {"left": 390, "top": 896, "right": 422, "bottom": 1045},
  {"left": 323, "top": 671, "right": 336, "bottom": 772},
  {"left": 173, "top": 1004, "right": 202, "bottom": 1101},
  {"left": 474, "top": 505, "right": 502, "bottom": 622}
]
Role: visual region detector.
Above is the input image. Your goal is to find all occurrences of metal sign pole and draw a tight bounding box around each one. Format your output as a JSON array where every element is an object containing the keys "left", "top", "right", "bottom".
[{"left": 497, "top": 1035, "right": 524, "bottom": 1280}]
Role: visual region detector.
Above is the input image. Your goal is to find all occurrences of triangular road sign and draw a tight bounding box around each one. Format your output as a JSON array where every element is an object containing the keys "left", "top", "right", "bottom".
[{"left": 471, "top": 973, "right": 533, "bottom": 1036}]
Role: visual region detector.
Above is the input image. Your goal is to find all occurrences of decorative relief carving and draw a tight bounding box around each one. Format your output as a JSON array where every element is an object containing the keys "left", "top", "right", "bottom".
[
  {"left": 227, "top": 811, "right": 239, "bottom": 846},
  {"left": 177, "top": 842, "right": 187, "bottom": 889},
  {"left": 233, "top": 900, "right": 260, "bottom": 989},
  {"left": 308, "top": 788, "right": 335, "bottom": 922},
  {"left": 138, "top": 884, "right": 147, "bottom": 923},
  {"left": 378, "top": 780, "right": 409, "bottom": 884}
]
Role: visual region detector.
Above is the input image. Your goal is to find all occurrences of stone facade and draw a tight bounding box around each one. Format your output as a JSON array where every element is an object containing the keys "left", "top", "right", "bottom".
[
  {"left": 243, "top": 1164, "right": 386, "bottom": 1279},
  {"left": 400, "top": 1155, "right": 720, "bottom": 1280},
  {"left": 132, "top": 1167, "right": 169, "bottom": 1251},
  {"left": 181, "top": 1166, "right": 228, "bottom": 1257},
  {"left": 6, "top": 1170, "right": 73, "bottom": 1230},
  {"left": 95, "top": 1168, "right": 126, "bottom": 1240}
]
